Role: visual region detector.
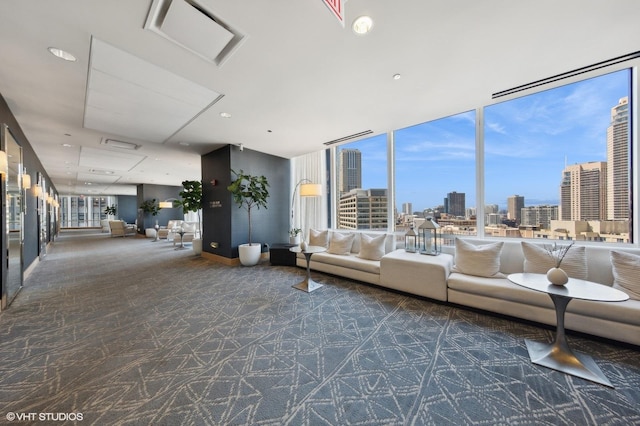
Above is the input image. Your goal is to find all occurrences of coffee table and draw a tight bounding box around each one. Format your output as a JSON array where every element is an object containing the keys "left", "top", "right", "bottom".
[
  {"left": 508, "top": 273, "right": 628, "bottom": 387},
  {"left": 290, "top": 245, "right": 326, "bottom": 292}
]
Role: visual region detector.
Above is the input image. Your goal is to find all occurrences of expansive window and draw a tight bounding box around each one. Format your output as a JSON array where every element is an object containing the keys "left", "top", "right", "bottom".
[
  {"left": 484, "top": 70, "right": 631, "bottom": 242},
  {"left": 60, "top": 195, "right": 116, "bottom": 228},
  {"left": 335, "top": 134, "right": 388, "bottom": 230},
  {"left": 323, "top": 65, "right": 636, "bottom": 245},
  {"left": 394, "top": 112, "right": 476, "bottom": 242}
]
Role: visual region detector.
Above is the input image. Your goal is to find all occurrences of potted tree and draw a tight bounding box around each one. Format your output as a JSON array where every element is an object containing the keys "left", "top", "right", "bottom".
[
  {"left": 140, "top": 199, "right": 161, "bottom": 236},
  {"left": 175, "top": 180, "right": 203, "bottom": 255},
  {"left": 227, "top": 169, "right": 270, "bottom": 266},
  {"left": 104, "top": 204, "right": 117, "bottom": 218}
]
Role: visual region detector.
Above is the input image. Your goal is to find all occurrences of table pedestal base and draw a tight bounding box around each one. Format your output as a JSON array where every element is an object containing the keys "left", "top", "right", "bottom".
[
  {"left": 525, "top": 339, "right": 612, "bottom": 387},
  {"left": 293, "top": 278, "right": 323, "bottom": 293}
]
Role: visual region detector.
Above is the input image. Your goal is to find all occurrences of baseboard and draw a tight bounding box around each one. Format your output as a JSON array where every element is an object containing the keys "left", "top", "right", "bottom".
[{"left": 201, "top": 251, "right": 269, "bottom": 266}]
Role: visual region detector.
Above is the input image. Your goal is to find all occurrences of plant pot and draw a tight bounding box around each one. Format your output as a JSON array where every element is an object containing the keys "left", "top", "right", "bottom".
[
  {"left": 547, "top": 267, "right": 569, "bottom": 286},
  {"left": 289, "top": 235, "right": 301, "bottom": 245},
  {"left": 192, "top": 238, "right": 202, "bottom": 256},
  {"left": 239, "top": 243, "right": 262, "bottom": 266}
]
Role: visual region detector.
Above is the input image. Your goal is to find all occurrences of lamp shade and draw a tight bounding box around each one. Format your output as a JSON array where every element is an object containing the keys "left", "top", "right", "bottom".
[
  {"left": 299, "top": 183, "right": 322, "bottom": 197},
  {"left": 22, "top": 174, "right": 31, "bottom": 189},
  {"left": 0, "top": 150, "right": 7, "bottom": 174},
  {"left": 159, "top": 201, "right": 173, "bottom": 208}
]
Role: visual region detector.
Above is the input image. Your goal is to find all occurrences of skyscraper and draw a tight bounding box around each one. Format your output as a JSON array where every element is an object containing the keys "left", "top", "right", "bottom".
[
  {"left": 507, "top": 195, "right": 525, "bottom": 225},
  {"left": 338, "top": 149, "right": 362, "bottom": 195},
  {"left": 402, "top": 202, "right": 413, "bottom": 215},
  {"left": 607, "top": 96, "right": 629, "bottom": 220},
  {"left": 445, "top": 191, "right": 465, "bottom": 217},
  {"left": 559, "top": 162, "right": 607, "bottom": 220}
]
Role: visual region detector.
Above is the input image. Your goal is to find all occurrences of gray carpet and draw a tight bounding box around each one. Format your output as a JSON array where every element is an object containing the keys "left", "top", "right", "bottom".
[{"left": 1, "top": 230, "right": 639, "bottom": 425}]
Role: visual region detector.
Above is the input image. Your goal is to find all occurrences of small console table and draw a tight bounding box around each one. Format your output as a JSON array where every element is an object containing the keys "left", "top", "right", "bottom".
[
  {"left": 508, "top": 273, "right": 628, "bottom": 387},
  {"left": 289, "top": 245, "right": 326, "bottom": 292}
]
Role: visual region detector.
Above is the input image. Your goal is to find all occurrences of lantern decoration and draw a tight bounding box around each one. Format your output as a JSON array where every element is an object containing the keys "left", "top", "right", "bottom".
[
  {"left": 419, "top": 217, "right": 441, "bottom": 255},
  {"left": 405, "top": 223, "right": 417, "bottom": 253}
]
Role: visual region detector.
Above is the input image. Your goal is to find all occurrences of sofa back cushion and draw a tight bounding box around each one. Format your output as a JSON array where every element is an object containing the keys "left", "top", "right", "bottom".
[
  {"left": 451, "top": 238, "right": 504, "bottom": 278},
  {"left": 521, "top": 241, "right": 587, "bottom": 280},
  {"left": 357, "top": 233, "right": 387, "bottom": 261},
  {"left": 328, "top": 232, "right": 355, "bottom": 255},
  {"left": 611, "top": 250, "right": 640, "bottom": 300},
  {"left": 309, "top": 229, "right": 329, "bottom": 247}
]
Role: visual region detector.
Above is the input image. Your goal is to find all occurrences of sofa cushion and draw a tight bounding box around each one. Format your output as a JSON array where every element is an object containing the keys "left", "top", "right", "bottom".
[
  {"left": 358, "top": 233, "right": 386, "bottom": 261},
  {"left": 309, "top": 252, "right": 381, "bottom": 275},
  {"left": 610, "top": 250, "right": 640, "bottom": 300},
  {"left": 521, "top": 242, "right": 587, "bottom": 280},
  {"left": 447, "top": 273, "right": 552, "bottom": 309},
  {"left": 328, "top": 232, "right": 355, "bottom": 255},
  {"left": 452, "top": 238, "right": 504, "bottom": 278},
  {"left": 309, "top": 229, "right": 329, "bottom": 248}
]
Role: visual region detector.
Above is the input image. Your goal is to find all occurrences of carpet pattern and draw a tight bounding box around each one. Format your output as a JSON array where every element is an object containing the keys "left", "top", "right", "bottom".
[{"left": 0, "top": 230, "right": 639, "bottom": 425}]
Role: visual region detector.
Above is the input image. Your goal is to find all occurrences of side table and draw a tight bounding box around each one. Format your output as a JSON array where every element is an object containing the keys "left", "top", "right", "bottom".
[
  {"left": 270, "top": 243, "right": 297, "bottom": 266},
  {"left": 290, "top": 245, "right": 327, "bottom": 292},
  {"left": 508, "top": 273, "right": 628, "bottom": 387}
]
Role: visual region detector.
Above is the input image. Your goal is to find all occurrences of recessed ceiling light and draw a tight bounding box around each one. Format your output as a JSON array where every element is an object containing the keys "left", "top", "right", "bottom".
[
  {"left": 48, "top": 47, "right": 77, "bottom": 62},
  {"left": 352, "top": 16, "right": 373, "bottom": 35},
  {"left": 393, "top": 74, "right": 401, "bottom": 80},
  {"left": 220, "top": 112, "right": 232, "bottom": 118},
  {"left": 179, "top": 142, "right": 190, "bottom": 146},
  {"left": 62, "top": 143, "right": 73, "bottom": 147}
]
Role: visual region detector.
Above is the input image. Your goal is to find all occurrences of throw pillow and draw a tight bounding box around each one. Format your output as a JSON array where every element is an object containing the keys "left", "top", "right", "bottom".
[
  {"left": 452, "top": 238, "right": 504, "bottom": 278},
  {"left": 357, "top": 233, "right": 386, "bottom": 261},
  {"left": 328, "top": 232, "right": 355, "bottom": 255},
  {"left": 308, "top": 229, "right": 329, "bottom": 248},
  {"left": 521, "top": 241, "right": 587, "bottom": 280},
  {"left": 610, "top": 250, "right": 640, "bottom": 300}
]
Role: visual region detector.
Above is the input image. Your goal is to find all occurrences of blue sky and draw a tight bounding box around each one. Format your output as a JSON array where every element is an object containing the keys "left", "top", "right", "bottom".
[{"left": 340, "top": 69, "right": 630, "bottom": 212}]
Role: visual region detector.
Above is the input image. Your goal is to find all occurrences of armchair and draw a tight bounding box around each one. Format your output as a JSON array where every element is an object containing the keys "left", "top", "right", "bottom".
[
  {"left": 173, "top": 222, "right": 197, "bottom": 246},
  {"left": 109, "top": 221, "right": 136, "bottom": 237},
  {"left": 158, "top": 220, "right": 182, "bottom": 240}
]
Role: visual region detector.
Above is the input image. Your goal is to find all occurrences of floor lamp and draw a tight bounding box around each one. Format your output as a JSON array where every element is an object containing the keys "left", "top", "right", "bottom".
[{"left": 291, "top": 179, "right": 322, "bottom": 248}]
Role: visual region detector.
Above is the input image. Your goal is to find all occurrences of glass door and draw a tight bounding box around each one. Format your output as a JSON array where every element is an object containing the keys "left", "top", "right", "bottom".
[{"left": 1, "top": 124, "right": 23, "bottom": 309}]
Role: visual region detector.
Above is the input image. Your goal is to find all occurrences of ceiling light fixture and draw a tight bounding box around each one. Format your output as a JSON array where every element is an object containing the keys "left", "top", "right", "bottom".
[
  {"left": 220, "top": 112, "right": 232, "bottom": 118},
  {"left": 393, "top": 74, "right": 401, "bottom": 80},
  {"left": 352, "top": 16, "right": 373, "bottom": 35},
  {"left": 48, "top": 47, "right": 77, "bottom": 62}
]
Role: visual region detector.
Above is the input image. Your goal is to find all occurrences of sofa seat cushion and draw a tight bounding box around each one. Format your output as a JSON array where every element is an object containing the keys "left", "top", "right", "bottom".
[
  {"left": 567, "top": 297, "right": 640, "bottom": 326},
  {"left": 302, "top": 252, "right": 381, "bottom": 275},
  {"left": 447, "top": 273, "right": 553, "bottom": 309}
]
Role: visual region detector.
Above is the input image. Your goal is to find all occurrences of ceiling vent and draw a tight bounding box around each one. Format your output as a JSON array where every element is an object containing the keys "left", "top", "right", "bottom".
[
  {"left": 144, "top": 0, "right": 245, "bottom": 66},
  {"left": 323, "top": 130, "right": 374, "bottom": 146},
  {"left": 101, "top": 138, "right": 141, "bottom": 150}
]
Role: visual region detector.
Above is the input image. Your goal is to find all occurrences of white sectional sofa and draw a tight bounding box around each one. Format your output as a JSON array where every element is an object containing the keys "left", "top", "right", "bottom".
[
  {"left": 295, "top": 231, "right": 640, "bottom": 347},
  {"left": 295, "top": 229, "right": 396, "bottom": 286},
  {"left": 442, "top": 239, "right": 640, "bottom": 346}
]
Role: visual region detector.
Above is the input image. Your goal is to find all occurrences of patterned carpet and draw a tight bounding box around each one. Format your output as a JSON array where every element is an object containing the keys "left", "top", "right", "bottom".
[{"left": 1, "top": 230, "right": 639, "bottom": 425}]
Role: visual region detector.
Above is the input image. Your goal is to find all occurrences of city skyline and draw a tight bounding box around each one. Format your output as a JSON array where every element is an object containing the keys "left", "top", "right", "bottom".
[{"left": 339, "top": 69, "right": 629, "bottom": 213}]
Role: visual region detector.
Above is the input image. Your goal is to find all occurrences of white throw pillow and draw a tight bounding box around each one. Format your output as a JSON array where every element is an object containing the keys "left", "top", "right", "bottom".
[
  {"left": 521, "top": 241, "right": 587, "bottom": 280},
  {"left": 308, "top": 229, "right": 329, "bottom": 248},
  {"left": 358, "top": 233, "right": 386, "bottom": 261},
  {"left": 328, "top": 232, "right": 355, "bottom": 255},
  {"left": 452, "top": 238, "right": 504, "bottom": 278},
  {"left": 610, "top": 251, "right": 640, "bottom": 300}
]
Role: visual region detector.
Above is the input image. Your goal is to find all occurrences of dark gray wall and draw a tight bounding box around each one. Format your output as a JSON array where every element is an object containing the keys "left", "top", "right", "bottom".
[
  {"left": 0, "top": 94, "right": 57, "bottom": 273},
  {"left": 202, "top": 145, "right": 290, "bottom": 259},
  {"left": 117, "top": 195, "right": 137, "bottom": 224},
  {"left": 136, "top": 184, "right": 183, "bottom": 232}
]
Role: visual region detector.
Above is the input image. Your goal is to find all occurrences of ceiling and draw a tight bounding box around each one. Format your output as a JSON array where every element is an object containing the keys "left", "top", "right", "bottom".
[{"left": 1, "top": 0, "right": 639, "bottom": 196}]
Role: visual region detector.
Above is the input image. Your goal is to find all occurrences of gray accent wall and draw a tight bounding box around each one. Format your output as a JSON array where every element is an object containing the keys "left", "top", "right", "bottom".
[
  {"left": 202, "top": 145, "right": 290, "bottom": 259},
  {"left": 0, "top": 93, "right": 57, "bottom": 276}
]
